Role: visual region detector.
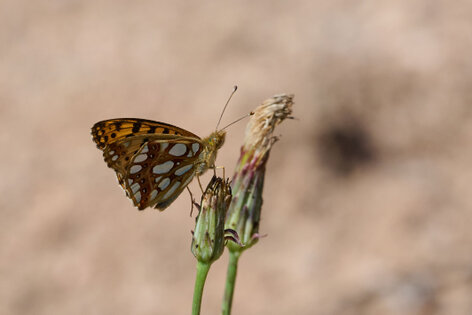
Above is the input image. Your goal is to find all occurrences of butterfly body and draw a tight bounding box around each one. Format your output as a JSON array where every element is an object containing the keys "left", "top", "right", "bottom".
[
  {"left": 196, "top": 131, "right": 226, "bottom": 175},
  {"left": 91, "top": 118, "right": 226, "bottom": 210}
]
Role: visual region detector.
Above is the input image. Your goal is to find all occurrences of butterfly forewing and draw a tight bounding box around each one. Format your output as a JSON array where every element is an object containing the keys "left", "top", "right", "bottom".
[
  {"left": 92, "top": 118, "right": 200, "bottom": 149},
  {"left": 103, "top": 136, "right": 146, "bottom": 171}
]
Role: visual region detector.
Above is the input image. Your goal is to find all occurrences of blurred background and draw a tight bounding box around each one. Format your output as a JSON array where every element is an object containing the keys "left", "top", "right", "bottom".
[{"left": 1, "top": 1, "right": 472, "bottom": 314}]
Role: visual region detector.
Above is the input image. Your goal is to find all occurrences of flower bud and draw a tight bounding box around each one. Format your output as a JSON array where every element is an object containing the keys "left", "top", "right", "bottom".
[{"left": 191, "top": 176, "right": 232, "bottom": 263}]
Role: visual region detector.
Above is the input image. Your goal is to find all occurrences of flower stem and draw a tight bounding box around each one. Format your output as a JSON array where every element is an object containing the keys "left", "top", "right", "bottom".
[
  {"left": 192, "top": 261, "right": 211, "bottom": 315},
  {"left": 222, "top": 250, "right": 241, "bottom": 315}
]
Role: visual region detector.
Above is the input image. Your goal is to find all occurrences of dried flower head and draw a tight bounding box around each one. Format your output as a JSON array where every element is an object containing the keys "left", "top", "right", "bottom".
[{"left": 225, "top": 94, "right": 294, "bottom": 251}]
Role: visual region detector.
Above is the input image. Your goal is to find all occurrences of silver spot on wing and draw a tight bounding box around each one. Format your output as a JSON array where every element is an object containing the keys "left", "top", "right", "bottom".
[
  {"left": 134, "top": 191, "right": 141, "bottom": 203},
  {"left": 163, "top": 181, "right": 181, "bottom": 199},
  {"left": 158, "top": 177, "right": 171, "bottom": 190},
  {"left": 175, "top": 164, "right": 193, "bottom": 176},
  {"left": 169, "top": 143, "right": 187, "bottom": 156},
  {"left": 131, "top": 182, "right": 140, "bottom": 194},
  {"left": 152, "top": 161, "right": 174, "bottom": 174},
  {"left": 130, "top": 165, "right": 142, "bottom": 174},
  {"left": 134, "top": 154, "right": 147, "bottom": 163},
  {"left": 150, "top": 189, "right": 158, "bottom": 200}
]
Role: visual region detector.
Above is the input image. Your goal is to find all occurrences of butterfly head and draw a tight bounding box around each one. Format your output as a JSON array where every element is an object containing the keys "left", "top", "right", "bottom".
[{"left": 208, "top": 130, "right": 226, "bottom": 151}]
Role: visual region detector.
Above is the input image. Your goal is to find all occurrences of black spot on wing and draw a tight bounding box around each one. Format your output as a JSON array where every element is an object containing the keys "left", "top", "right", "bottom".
[{"left": 132, "top": 122, "right": 141, "bottom": 133}]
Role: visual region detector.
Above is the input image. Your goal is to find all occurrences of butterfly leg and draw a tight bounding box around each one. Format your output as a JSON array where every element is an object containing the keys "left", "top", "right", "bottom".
[
  {"left": 197, "top": 175, "right": 205, "bottom": 193},
  {"left": 186, "top": 186, "right": 200, "bottom": 217}
]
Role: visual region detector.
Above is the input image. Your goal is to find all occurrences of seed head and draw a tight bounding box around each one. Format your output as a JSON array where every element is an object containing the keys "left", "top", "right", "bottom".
[{"left": 225, "top": 94, "right": 294, "bottom": 251}]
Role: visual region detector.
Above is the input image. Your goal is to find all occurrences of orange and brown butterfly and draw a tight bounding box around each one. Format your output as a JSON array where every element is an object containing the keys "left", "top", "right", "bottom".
[{"left": 91, "top": 118, "right": 226, "bottom": 210}]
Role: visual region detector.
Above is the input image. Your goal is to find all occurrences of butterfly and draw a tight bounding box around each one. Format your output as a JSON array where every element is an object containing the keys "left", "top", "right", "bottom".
[{"left": 91, "top": 118, "right": 226, "bottom": 210}]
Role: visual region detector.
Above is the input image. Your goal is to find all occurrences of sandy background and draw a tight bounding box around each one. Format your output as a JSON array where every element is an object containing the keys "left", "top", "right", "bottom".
[{"left": 1, "top": 1, "right": 472, "bottom": 314}]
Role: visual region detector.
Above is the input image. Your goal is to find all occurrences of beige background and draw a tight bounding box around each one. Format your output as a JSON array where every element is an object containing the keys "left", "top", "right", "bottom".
[{"left": 1, "top": 1, "right": 472, "bottom": 314}]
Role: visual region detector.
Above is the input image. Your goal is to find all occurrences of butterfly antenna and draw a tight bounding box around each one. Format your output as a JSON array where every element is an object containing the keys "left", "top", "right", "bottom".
[
  {"left": 216, "top": 85, "right": 238, "bottom": 131},
  {"left": 220, "top": 111, "right": 254, "bottom": 131}
]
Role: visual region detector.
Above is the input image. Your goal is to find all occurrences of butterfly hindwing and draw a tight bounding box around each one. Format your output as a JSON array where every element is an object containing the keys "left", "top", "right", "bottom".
[{"left": 123, "top": 138, "right": 203, "bottom": 210}]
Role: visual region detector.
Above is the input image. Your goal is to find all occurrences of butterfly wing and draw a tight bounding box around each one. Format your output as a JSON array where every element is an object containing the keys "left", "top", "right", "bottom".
[
  {"left": 92, "top": 118, "right": 200, "bottom": 149},
  {"left": 123, "top": 138, "right": 203, "bottom": 210},
  {"left": 91, "top": 118, "right": 204, "bottom": 210}
]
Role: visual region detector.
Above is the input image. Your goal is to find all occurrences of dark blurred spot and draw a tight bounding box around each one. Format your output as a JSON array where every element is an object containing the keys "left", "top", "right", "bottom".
[{"left": 318, "top": 121, "right": 375, "bottom": 176}]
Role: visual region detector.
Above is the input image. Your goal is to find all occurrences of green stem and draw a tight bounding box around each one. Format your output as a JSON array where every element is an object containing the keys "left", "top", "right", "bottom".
[
  {"left": 222, "top": 250, "right": 241, "bottom": 315},
  {"left": 192, "top": 261, "right": 211, "bottom": 315}
]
